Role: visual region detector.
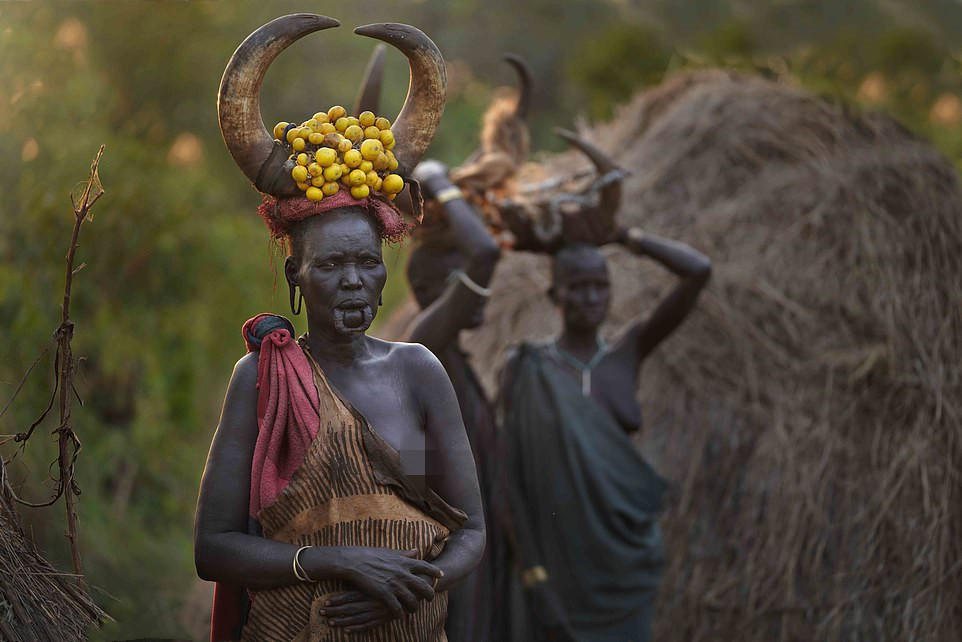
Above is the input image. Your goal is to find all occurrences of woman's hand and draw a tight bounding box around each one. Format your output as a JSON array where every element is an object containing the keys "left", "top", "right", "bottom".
[
  {"left": 412, "top": 160, "right": 451, "bottom": 199},
  {"left": 320, "top": 590, "right": 398, "bottom": 634},
  {"left": 325, "top": 547, "right": 441, "bottom": 618}
]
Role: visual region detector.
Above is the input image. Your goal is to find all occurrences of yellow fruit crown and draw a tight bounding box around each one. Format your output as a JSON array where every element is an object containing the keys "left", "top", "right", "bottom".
[{"left": 275, "top": 106, "right": 403, "bottom": 204}]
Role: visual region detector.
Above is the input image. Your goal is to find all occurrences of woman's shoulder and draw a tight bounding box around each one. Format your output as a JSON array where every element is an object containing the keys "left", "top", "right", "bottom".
[
  {"left": 224, "top": 352, "right": 260, "bottom": 402},
  {"left": 373, "top": 337, "right": 443, "bottom": 368}
]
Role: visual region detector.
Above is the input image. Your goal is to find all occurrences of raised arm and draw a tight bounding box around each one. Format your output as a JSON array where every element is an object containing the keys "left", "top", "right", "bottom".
[
  {"left": 614, "top": 228, "right": 712, "bottom": 365},
  {"left": 194, "top": 353, "right": 442, "bottom": 613},
  {"left": 407, "top": 161, "right": 501, "bottom": 354}
]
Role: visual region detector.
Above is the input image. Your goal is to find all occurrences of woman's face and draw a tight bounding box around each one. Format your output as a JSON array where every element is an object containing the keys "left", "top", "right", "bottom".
[
  {"left": 286, "top": 209, "right": 387, "bottom": 336},
  {"left": 551, "top": 245, "right": 611, "bottom": 332}
]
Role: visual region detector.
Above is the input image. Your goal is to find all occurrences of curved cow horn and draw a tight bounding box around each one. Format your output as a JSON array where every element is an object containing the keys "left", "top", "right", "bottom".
[
  {"left": 218, "top": 14, "right": 340, "bottom": 195},
  {"left": 352, "top": 44, "right": 387, "bottom": 115},
  {"left": 555, "top": 127, "right": 623, "bottom": 215},
  {"left": 354, "top": 23, "right": 446, "bottom": 176},
  {"left": 503, "top": 53, "right": 533, "bottom": 120}
]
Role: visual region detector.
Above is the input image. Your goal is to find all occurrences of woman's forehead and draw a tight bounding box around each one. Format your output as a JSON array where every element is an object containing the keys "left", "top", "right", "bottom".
[
  {"left": 553, "top": 246, "right": 608, "bottom": 281},
  {"left": 300, "top": 211, "right": 381, "bottom": 254}
]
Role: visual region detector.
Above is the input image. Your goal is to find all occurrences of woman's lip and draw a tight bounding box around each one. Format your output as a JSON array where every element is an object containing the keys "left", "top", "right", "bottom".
[{"left": 335, "top": 300, "right": 369, "bottom": 309}]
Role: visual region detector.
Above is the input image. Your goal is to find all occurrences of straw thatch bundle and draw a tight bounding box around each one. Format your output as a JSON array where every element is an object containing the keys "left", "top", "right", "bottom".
[
  {"left": 0, "top": 461, "right": 107, "bottom": 640},
  {"left": 399, "top": 69, "right": 961, "bottom": 640}
]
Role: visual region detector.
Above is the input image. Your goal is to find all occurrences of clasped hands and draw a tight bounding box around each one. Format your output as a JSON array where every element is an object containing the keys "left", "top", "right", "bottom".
[{"left": 318, "top": 546, "right": 443, "bottom": 635}]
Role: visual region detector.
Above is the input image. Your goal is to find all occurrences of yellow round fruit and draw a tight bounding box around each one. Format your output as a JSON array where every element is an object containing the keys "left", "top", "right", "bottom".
[
  {"left": 373, "top": 152, "right": 389, "bottom": 171},
  {"left": 385, "top": 138, "right": 395, "bottom": 150},
  {"left": 273, "top": 121, "right": 289, "bottom": 139},
  {"left": 286, "top": 127, "right": 300, "bottom": 144},
  {"left": 334, "top": 117, "right": 350, "bottom": 132},
  {"left": 379, "top": 129, "right": 395, "bottom": 148},
  {"left": 327, "top": 105, "right": 347, "bottom": 122},
  {"left": 296, "top": 153, "right": 309, "bottom": 166},
  {"left": 292, "top": 137, "right": 306, "bottom": 152},
  {"left": 360, "top": 139, "right": 383, "bottom": 161},
  {"left": 374, "top": 116, "right": 391, "bottom": 130},
  {"left": 299, "top": 126, "right": 313, "bottom": 139},
  {"left": 348, "top": 169, "right": 367, "bottom": 187},
  {"left": 382, "top": 173, "right": 404, "bottom": 194},
  {"left": 363, "top": 125, "right": 381, "bottom": 140},
  {"left": 313, "top": 112, "right": 329, "bottom": 124},
  {"left": 337, "top": 138, "right": 353, "bottom": 154},
  {"left": 308, "top": 132, "right": 325, "bottom": 145},
  {"left": 323, "top": 164, "right": 343, "bottom": 181},
  {"left": 359, "top": 160, "right": 374, "bottom": 173},
  {"left": 346, "top": 116, "right": 360, "bottom": 128},
  {"left": 291, "top": 165, "right": 309, "bottom": 183},
  {"left": 319, "top": 122, "right": 336, "bottom": 135},
  {"left": 373, "top": 176, "right": 383, "bottom": 192},
  {"left": 305, "top": 119, "right": 319, "bottom": 131},
  {"left": 315, "top": 147, "right": 337, "bottom": 167},
  {"left": 308, "top": 162, "right": 322, "bottom": 177},
  {"left": 311, "top": 175, "right": 325, "bottom": 187},
  {"left": 365, "top": 170, "right": 379, "bottom": 188},
  {"left": 322, "top": 181, "right": 339, "bottom": 197},
  {"left": 358, "top": 111, "right": 376, "bottom": 127},
  {"left": 350, "top": 184, "right": 371, "bottom": 199},
  {"left": 387, "top": 193, "right": 397, "bottom": 200},
  {"left": 343, "top": 149, "right": 363, "bottom": 168},
  {"left": 306, "top": 186, "right": 324, "bottom": 202},
  {"left": 296, "top": 181, "right": 310, "bottom": 192},
  {"left": 323, "top": 132, "right": 343, "bottom": 148},
  {"left": 344, "top": 125, "right": 364, "bottom": 143},
  {"left": 386, "top": 151, "right": 399, "bottom": 171}
]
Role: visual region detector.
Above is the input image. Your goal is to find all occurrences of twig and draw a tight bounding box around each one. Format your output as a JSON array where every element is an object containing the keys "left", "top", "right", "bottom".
[
  {"left": 55, "top": 143, "right": 105, "bottom": 588},
  {"left": 1, "top": 145, "right": 105, "bottom": 590}
]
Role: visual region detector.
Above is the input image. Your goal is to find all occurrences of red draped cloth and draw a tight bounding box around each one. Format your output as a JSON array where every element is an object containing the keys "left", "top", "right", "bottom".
[{"left": 210, "top": 314, "right": 320, "bottom": 641}]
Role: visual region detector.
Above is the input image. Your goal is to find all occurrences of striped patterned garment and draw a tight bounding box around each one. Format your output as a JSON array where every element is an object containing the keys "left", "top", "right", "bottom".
[{"left": 241, "top": 343, "right": 466, "bottom": 641}]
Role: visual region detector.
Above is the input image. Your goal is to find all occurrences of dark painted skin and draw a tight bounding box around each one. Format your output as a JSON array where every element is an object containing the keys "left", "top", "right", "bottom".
[
  {"left": 193, "top": 208, "right": 485, "bottom": 635},
  {"left": 532, "top": 232, "right": 712, "bottom": 433},
  {"left": 406, "top": 160, "right": 502, "bottom": 342},
  {"left": 500, "top": 231, "right": 710, "bottom": 639}
]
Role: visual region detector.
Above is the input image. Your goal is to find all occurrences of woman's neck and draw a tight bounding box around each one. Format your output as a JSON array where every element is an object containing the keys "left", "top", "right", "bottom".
[
  {"left": 304, "top": 322, "right": 371, "bottom": 367},
  {"left": 556, "top": 327, "right": 602, "bottom": 361}
]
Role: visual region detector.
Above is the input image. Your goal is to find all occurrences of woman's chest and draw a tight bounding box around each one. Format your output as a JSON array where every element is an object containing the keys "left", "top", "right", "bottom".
[
  {"left": 326, "top": 370, "right": 425, "bottom": 453},
  {"left": 587, "top": 359, "right": 643, "bottom": 433}
]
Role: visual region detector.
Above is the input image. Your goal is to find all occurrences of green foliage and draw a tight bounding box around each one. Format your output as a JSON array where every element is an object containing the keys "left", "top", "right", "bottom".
[
  {"left": 567, "top": 23, "right": 671, "bottom": 120},
  {"left": 699, "top": 20, "right": 757, "bottom": 60}
]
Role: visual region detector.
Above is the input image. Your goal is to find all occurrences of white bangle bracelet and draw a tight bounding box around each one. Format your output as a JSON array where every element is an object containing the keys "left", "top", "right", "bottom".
[
  {"left": 455, "top": 270, "right": 492, "bottom": 297},
  {"left": 293, "top": 545, "right": 313, "bottom": 582},
  {"left": 626, "top": 227, "right": 645, "bottom": 244},
  {"left": 435, "top": 186, "right": 463, "bottom": 204}
]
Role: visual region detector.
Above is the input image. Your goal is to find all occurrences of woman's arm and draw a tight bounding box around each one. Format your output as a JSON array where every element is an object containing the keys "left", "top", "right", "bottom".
[
  {"left": 408, "top": 343, "right": 486, "bottom": 589},
  {"left": 193, "top": 353, "right": 441, "bottom": 614},
  {"left": 614, "top": 228, "right": 712, "bottom": 365},
  {"left": 407, "top": 161, "right": 501, "bottom": 353}
]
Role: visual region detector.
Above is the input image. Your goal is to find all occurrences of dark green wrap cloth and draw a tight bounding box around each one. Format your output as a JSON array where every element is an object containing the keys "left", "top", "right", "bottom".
[{"left": 502, "top": 343, "right": 668, "bottom": 641}]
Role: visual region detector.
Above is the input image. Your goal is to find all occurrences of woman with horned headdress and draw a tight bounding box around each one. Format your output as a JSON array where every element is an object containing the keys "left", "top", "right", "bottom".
[
  {"left": 193, "top": 15, "right": 484, "bottom": 642},
  {"left": 496, "top": 130, "right": 712, "bottom": 641}
]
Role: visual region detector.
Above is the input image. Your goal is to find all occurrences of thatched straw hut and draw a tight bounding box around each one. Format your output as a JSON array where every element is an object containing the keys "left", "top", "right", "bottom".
[
  {"left": 0, "top": 461, "right": 108, "bottom": 640},
  {"left": 386, "top": 69, "right": 962, "bottom": 640}
]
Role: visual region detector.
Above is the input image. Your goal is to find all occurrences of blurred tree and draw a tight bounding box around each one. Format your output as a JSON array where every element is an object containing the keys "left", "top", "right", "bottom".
[{"left": 567, "top": 23, "right": 672, "bottom": 120}]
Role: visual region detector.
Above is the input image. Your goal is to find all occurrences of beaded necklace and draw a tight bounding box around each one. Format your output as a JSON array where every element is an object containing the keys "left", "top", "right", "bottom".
[{"left": 550, "top": 336, "right": 607, "bottom": 395}]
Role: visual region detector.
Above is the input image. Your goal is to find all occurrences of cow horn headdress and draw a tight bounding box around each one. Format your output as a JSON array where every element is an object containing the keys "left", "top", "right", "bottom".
[
  {"left": 498, "top": 127, "right": 626, "bottom": 252},
  {"left": 218, "top": 14, "right": 446, "bottom": 198}
]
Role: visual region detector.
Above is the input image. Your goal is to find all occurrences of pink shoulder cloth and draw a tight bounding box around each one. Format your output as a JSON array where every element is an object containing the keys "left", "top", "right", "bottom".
[{"left": 241, "top": 314, "right": 320, "bottom": 517}]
